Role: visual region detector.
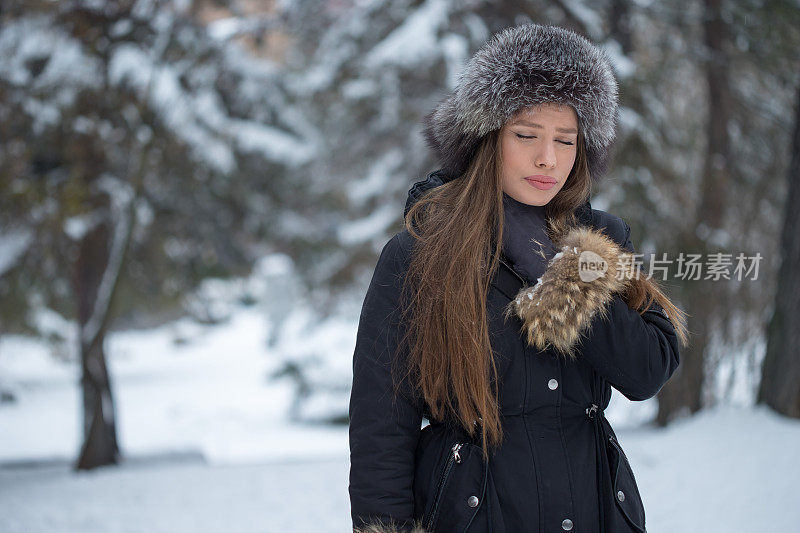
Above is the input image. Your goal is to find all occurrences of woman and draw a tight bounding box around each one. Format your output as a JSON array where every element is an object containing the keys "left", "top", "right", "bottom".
[{"left": 349, "top": 23, "right": 688, "bottom": 533}]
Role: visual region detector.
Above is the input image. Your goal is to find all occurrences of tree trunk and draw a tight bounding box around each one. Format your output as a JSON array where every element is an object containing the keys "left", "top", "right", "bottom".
[
  {"left": 74, "top": 218, "right": 120, "bottom": 470},
  {"left": 656, "top": 0, "right": 732, "bottom": 425},
  {"left": 656, "top": 230, "right": 714, "bottom": 425},
  {"left": 757, "top": 77, "right": 800, "bottom": 418},
  {"left": 609, "top": 0, "right": 633, "bottom": 56}
]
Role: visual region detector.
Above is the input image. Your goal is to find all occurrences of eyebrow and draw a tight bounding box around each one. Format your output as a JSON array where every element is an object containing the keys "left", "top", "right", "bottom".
[{"left": 511, "top": 119, "right": 578, "bottom": 134}]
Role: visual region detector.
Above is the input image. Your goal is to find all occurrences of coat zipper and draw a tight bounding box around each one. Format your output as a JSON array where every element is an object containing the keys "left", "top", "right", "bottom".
[
  {"left": 425, "top": 442, "right": 463, "bottom": 531},
  {"left": 608, "top": 434, "right": 631, "bottom": 465}
]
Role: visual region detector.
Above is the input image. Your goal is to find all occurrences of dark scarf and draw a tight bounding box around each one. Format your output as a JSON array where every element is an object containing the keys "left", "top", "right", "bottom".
[{"left": 501, "top": 192, "right": 558, "bottom": 284}]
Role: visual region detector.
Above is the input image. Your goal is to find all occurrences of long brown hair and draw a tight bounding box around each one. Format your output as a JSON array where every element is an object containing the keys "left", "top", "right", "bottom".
[{"left": 398, "top": 123, "right": 688, "bottom": 460}]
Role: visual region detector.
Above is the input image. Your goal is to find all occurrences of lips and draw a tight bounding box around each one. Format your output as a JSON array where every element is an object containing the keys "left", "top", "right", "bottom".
[{"left": 524, "top": 175, "right": 557, "bottom": 190}]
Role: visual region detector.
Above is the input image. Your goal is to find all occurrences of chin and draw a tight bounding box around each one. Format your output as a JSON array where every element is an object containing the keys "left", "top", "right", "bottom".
[{"left": 517, "top": 191, "right": 553, "bottom": 207}]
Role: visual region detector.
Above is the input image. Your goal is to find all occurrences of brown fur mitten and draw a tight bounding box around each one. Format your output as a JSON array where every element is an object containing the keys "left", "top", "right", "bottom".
[
  {"left": 354, "top": 519, "right": 430, "bottom": 533},
  {"left": 506, "top": 226, "right": 638, "bottom": 358}
]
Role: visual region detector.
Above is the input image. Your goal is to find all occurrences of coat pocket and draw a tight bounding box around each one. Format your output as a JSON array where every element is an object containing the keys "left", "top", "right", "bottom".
[
  {"left": 419, "top": 440, "right": 488, "bottom": 533},
  {"left": 606, "top": 435, "right": 647, "bottom": 533}
]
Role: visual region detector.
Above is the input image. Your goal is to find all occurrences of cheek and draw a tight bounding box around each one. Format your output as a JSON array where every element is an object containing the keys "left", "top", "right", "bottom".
[
  {"left": 500, "top": 139, "right": 518, "bottom": 174},
  {"left": 505, "top": 144, "right": 527, "bottom": 171},
  {"left": 560, "top": 150, "right": 577, "bottom": 176},
  {"left": 563, "top": 149, "right": 576, "bottom": 164}
]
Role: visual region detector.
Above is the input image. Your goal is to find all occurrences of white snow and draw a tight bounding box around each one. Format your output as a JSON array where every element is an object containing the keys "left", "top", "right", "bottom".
[
  {"left": 336, "top": 203, "right": 398, "bottom": 246},
  {"left": 109, "top": 41, "right": 315, "bottom": 174},
  {"left": 620, "top": 406, "right": 800, "bottom": 532},
  {"left": 440, "top": 32, "right": 469, "bottom": 90},
  {"left": 0, "top": 15, "right": 103, "bottom": 132},
  {"left": 206, "top": 16, "right": 243, "bottom": 41},
  {"left": 346, "top": 149, "right": 405, "bottom": 207},
  {"left": 363, "top": 0, "right": 450, "bottom": 70},
  {"left": 342, "top": 77, "right": 378, "bottom": 100},
  {"left": 1, "top": 306, "right": 799, "bottom": 532},
  {"left": 0, "top": 458, "right": 350, "bottom": 533},
  {"left": 558, "top": 0, "right": 605, "bottom": 41},
  {"left": 109, "top": 44, "right": 237, "bottom": 174},
  {"left": 63, "top": 213, "right": 100, "bottom": 242},
  {"left": 0, "top": 228, "right": 33, "bottom": 276},
  {"left": 462, "top": 13, "right": 489, "bottom": 46},
  {"left": 228, "top": 118, "right": 315, "bottom": 167},
  {"left": 0, "top": 306, "right": 350, "bottom": 466},
  {"left": 603, "top": 39, "right": 637, "bottom": 79},
  {"left": 0, "top": 15, "right": 102, "bottom": 90}
]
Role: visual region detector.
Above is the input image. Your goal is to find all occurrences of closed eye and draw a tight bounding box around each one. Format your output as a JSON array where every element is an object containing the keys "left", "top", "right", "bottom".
[{"left": 515, "top": 133, "right": 574, "bottom": 145}]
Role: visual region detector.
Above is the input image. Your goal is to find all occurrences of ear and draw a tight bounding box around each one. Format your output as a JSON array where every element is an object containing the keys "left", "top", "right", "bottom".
[{"left": 506, "top": 226, "right": 637, "bottom": 357}]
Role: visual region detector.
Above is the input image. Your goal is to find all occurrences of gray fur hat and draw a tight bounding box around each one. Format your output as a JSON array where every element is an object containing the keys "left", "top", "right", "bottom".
[{"left": 422, "top": 23, "right": 619, "bottom": 181}]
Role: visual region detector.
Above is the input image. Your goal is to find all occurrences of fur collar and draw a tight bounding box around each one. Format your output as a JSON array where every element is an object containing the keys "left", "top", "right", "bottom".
[
  {"left": 354, "top": 520, "right": 429, "bottom": 533},
  {"left": 506, "top": 224, "right": 637, "bottom": 358}
]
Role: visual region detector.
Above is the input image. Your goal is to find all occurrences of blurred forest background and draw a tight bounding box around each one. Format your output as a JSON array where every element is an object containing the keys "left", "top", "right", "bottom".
[{"left": 1, "top": 0, "right": 799, "bottom": 486}]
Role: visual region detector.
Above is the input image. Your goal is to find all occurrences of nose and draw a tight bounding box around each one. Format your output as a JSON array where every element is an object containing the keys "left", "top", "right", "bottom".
[{"left": 535, "top": 142, "right": 557, "bottom": 169}]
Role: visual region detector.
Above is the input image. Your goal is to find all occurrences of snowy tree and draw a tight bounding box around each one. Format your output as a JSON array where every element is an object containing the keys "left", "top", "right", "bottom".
[
  {"left": 0, "top": 0, "right": 311, "bottom": 468},
  {"left": 2, "top": 0, "right": 798, "bottom": 439}
]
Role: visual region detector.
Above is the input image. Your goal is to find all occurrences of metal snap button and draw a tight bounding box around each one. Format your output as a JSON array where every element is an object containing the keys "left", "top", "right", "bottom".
[
  {"left": 561, "top": 518, "right": 573, "bottom": 530},
  {"left": 548, "top": 378, "right": 559, "bottom": 390},
  {"left": 467, "top": 495, "right": 479, "bottom": 508},
  {"left": 617, "top": 490, "right": 625, "bottom": 502}
]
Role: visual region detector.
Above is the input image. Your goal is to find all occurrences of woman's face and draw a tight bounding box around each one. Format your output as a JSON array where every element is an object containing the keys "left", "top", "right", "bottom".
[{"left": 499, "top": 103, "right": 579, "bottom": 206}]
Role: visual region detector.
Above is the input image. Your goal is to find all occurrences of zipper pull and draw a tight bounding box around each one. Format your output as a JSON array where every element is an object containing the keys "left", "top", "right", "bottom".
[
  {"left": 452, "top": 443, "right": 463, "bottom": 463},
  {"left": 586, "top": 403, "right": 599, "bottom": 419}
]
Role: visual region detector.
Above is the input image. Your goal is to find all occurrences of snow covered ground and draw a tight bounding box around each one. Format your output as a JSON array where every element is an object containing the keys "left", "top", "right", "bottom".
[
  {"left": 1, "top": 305, "right": 799, "bottom": 532},
  {"left": 0, "top": 308, "right": 351, "bottom": 465},
  {"left": 0, "top": 457, "right": 351, "bottom": 533}
]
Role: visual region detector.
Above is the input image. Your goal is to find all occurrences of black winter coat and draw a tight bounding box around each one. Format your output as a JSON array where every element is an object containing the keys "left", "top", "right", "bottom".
[{"left": 349, "top": 171, "right": 681, "bottom": 533}]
